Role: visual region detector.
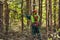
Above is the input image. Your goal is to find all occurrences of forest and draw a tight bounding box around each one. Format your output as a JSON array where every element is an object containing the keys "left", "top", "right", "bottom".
[{"left": 0, "top": 0, "right": 60, "bottom": 40}]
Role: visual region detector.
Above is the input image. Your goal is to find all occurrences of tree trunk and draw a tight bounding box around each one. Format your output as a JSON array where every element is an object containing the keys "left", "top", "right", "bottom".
[
  {"left": 26, "top": 0, "right": 30, "bottom": 26},
  {"left": 53, "top": 0, "right": 56, "bottom": 32},
  {"left": 21, "top": 0, "right": 24, "bottom": 32},
  {"left": 33, "top": 0, "right": 35, "bottom": 10},
  {"left": 49, "top": 0, "right": 52, "bottom": 33},
  {"left": 46, "top": 0, "right": 49, "bottom": 40},
  {"left": 59, "top": 0, "right": 60, "bottom": 28},
  {"left": 0, "top": 1, "right": 3, "bottom": 34},
  {"left": 53, "top": 0, "right": 57, "bottom": 40},
  {"left": 4, "top": 0, "right": 9, "bottom": 40},
  {"left": 39, "top": 0, "right": 42, "bottom": 27},
  {"left": 49, "top": 0, "right": 53, "bottom": 39}
]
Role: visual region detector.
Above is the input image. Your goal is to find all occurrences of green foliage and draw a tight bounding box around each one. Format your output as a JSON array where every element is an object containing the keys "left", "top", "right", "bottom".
[
  {"left": 7, "top": 0, "right": 59, "bottom": 31},
  {"left": 8, "top": 0, "right": 21, "bottom": 20}
]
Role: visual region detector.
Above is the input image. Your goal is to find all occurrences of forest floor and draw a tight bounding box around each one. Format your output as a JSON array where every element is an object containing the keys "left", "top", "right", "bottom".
[{"left": 0, "top": 31, "right": 60, "bottom": 40}]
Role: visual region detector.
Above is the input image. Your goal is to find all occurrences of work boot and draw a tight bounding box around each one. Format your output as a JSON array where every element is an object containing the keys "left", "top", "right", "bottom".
[{"left": 37, "top": 33, "right": 41, "bottom": 40}]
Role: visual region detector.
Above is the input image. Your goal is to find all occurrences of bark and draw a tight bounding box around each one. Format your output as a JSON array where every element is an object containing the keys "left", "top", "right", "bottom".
[
  {"left": 0, "top": 1, "right": 3, "bottom": 33},
  {"left": 26, "top": 0, "right": 30, "bottom": 26},
  {"left": 4, "top": 0, "right": 9, "bottom": 40},
  {"left": 21, "top": 0, "right": 24, "bottom": 32},
  {"left": 26, "top": 0, "right": 30, "bottom": 14},
  {"left": 53, "top": 0, "right": 56, "bottom": 31},
  {"left": 53, "top": 0, "right": 57, "bottom": 40},
  {"left": 59, "top": 0, "right": 60, "bottom": 28},
  {"left": 33, "top": 0, "right": 35, "bottom": 10},
  {"left": 39, "top": 0, "right": 42, "bottom": 26},
  {"left": 5, "top": 0, "right": 9, "bottom": 34},
  {"left": 46, "top": 0, "right": 49, "bottom": 40},
  {"left": 49, "top": 0, "right": 52, "bottom": 32}
]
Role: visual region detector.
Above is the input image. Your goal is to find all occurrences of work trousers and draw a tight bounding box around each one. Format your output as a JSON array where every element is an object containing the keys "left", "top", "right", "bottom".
[{"left": 32, "top": 24, "right": 41, "bottom": 40}]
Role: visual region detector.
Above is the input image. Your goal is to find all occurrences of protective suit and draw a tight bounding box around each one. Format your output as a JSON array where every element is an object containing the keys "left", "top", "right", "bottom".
[{"left": 25, "top": 9, "right": 41, "bottom": 40}]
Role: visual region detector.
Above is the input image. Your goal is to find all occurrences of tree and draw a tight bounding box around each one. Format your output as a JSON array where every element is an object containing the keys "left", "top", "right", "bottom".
[
  {"left": 59, "top": 0, "right": 60, "bottom": 28},
  {"left": 49, "top": 0, "right": 52, "bottom": 33},
  {"left": 4, "top": 0, "right": 9, "bottom": 40},
  {"left": 0, "top": 1, "right": 3, "bottom": 34},
  {"left": 39, "top": 0, "right": 42, "bottom": 27},
  {"left": 26, "top": 0, "right": 30, "bottom": 26},
  {"left": 53, "top": 0, "right": 57, "bottom": 40},
  {"left": 46, "top": 0, "right": 49, "bottom": 39},
  {"left": 21, "top": 0, "right": 23, "bottom": 32}
]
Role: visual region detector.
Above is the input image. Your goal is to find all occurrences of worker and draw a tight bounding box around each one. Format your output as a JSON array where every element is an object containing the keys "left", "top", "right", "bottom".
[{"left": 25, "top": 9, "right": 41, "bottom": 40}]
